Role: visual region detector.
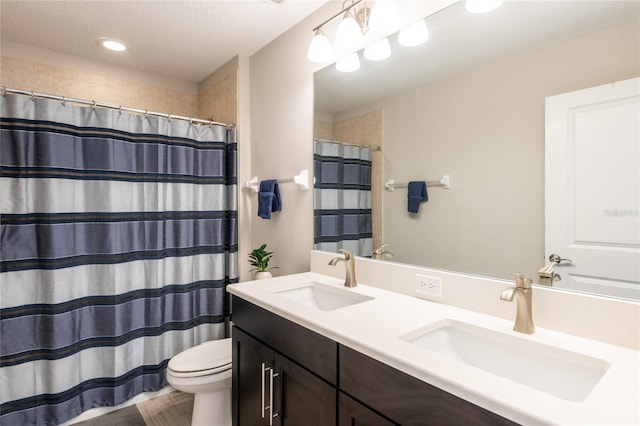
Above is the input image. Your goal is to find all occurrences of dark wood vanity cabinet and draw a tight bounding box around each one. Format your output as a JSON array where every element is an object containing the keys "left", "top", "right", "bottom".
[
  {"left": 233, "top": 327, "right": 336, "bottom": 426},
  {"left": 340, "top": 345, "right": 518, "bottom": 426},
  {"left": 232, "top": 298, "right": 337, "bottom": 426},
  {"left": 338, "top": 392, "right": 397, "bottom": 426},
  {"left": 232, "top": 297, "right": 518, "bottom": 426}
]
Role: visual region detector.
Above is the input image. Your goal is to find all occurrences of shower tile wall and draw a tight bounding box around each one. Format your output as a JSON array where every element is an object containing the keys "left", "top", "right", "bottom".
[{"left": 1, "top": 54, "right": 237, "bottom": 122}]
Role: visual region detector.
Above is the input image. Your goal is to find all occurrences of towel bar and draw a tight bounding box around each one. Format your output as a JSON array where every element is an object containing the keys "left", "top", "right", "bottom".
[
  {"left": 246, "top": 169, "right": 309, "bottom": 193},
  {"left": 385, "top": 175, "right": 450, "bottom": 192}
]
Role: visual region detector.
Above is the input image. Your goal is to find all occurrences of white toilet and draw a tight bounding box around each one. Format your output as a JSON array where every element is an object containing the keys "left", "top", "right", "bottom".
[{"left": 166, "top": 338, "right": 232, "bottom": 426}]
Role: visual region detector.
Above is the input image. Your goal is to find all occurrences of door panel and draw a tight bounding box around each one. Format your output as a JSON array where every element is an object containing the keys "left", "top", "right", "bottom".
[
  {"left": 233, "top": 327, "right": 273, "bottom": 426},
  {"left": 274, "top": 352, "right": 336, "bottom": 426},
  {"left": 545, "top": 77, "right": 640, "bottom": 300}
]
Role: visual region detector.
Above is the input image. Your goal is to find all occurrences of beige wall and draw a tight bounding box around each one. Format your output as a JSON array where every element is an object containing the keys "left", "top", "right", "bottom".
[
  {"left": 246, "top": 7, "right": 323, "bottom": 277},
  {"left": 371, "top": 20, "right": 639, "bottom": 280}
]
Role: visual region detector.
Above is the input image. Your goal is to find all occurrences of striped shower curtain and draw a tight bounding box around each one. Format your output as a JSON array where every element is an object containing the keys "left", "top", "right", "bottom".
[
  {"left": 0, "top": 94, "right": 238, "bottom": 425},
  {"left": 313, "top": 140, "right": 372, "bottom": 257}
]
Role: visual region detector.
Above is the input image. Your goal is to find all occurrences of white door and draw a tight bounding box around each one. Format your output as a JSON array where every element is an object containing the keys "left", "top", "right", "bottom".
[{"left": 545, "top": 77, "right": 640, "bottom": 300}]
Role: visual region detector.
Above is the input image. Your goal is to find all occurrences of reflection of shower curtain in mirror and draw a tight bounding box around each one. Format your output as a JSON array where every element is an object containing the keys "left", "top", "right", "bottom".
[
  {"left": 314, "top": 140, "right": 372, "bottom": 257},
  {"left": 0, "top": 94, "right": 238, "bottom": 425}
]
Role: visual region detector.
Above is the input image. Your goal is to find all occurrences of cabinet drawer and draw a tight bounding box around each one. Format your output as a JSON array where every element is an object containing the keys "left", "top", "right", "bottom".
[
  {"left": 339, "top": 345, "right": 518, "bottom": 426},
  {"left": 232, "top": 296, "right": 338, "bottom": 385}
]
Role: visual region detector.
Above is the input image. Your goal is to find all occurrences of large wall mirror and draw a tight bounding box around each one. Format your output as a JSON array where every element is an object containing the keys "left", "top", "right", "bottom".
[{"left": 313, "top": 0, "right": 639, "bottom": 300}]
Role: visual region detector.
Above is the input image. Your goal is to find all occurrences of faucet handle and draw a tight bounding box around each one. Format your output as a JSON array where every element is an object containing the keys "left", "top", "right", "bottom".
[
  {"left": 338, "top": 249, "right": 353, "bottom": 260},
  {"left": 373, "top": 244, "right": 388, "bottom": 255},
  {"left": 511, "top": 273, "right": 532, "bottom": 288}
]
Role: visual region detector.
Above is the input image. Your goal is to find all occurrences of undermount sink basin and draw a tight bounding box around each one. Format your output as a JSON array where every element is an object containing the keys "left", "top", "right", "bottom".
[
  {"left": 272, "top": 281, "right": 374, "bottom": 311},
  {"left": 400, "top": 320, "right": 610, "bottom": 402}
]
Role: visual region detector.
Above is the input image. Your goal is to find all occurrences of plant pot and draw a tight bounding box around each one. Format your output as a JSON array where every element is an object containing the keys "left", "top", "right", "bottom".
[{"left": 254, "top": 271, "right": 273, "bottom": 280}]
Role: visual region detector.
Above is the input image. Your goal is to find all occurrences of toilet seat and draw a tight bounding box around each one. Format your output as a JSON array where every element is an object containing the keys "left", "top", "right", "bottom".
[{"left": 168, "top": 338, "right": 232, "bottom": 378}]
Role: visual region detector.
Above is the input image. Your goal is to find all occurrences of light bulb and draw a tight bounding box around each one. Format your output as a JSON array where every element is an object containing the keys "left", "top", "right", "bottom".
[
  {"left": 369, "top": 0, "right": 400, "bottom": 33},
  {"left": 398, "top": 19, "right": 429, "bottom": 47},
  {"left": 335, "top": 12, "right": 363, "bottom": 50},
  {"left": 364, "top": 37, "right": 390, "bottom": 61},
  {"left": 98, "top": 38, "right": 126, "bottom": 52},
  {"left": 336, "top": 52, "right": 360, "bottom": 72},
  {"left": 307, "top": 29, "right": 333, "bottom": 63},
  {"left": 465, "top": 0, "right": 504, "bottom": 14}
]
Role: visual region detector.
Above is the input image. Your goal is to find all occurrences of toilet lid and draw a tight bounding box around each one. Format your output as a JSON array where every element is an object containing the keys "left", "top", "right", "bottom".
[{"left": 168, "top": 338, "right": 232, "bottom": 374}]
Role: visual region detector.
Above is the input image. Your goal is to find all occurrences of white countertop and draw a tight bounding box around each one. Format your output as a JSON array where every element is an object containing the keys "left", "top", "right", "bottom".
[{"left": 228, "top": 272, "right": 640, "bottom": 425}]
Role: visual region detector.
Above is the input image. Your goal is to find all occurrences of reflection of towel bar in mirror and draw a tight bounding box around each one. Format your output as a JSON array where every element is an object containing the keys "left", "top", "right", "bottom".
[
  {"left": 245, "top": 169, "right": 309, "bottom": 193},
  {"left": 385, "top": 175, "right": 450, "bottom": 192}
]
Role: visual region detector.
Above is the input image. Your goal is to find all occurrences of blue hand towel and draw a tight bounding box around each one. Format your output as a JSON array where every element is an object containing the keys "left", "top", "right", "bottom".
[
  {"left": 407, "top": 181, "right": 428, "bottom": 214},
  {"left": 258, "top": 179, "right": 282, "bottom": 219}
]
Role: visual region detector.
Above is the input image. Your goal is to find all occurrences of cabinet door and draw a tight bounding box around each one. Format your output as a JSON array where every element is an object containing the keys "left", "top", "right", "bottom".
[
  {"left": 233, "top": 327, "right": 273, "bottom": 426},
  {"left": 273, "top": 352, "right": 336, "bottom": 426},
  {"left": 339, "top": 392, "right": 397, "bottom": 426}
]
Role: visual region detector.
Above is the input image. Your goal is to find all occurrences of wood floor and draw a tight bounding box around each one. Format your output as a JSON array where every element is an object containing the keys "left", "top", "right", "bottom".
[{"left": 75, "top": 391, "right": 194, "bottom": 426}]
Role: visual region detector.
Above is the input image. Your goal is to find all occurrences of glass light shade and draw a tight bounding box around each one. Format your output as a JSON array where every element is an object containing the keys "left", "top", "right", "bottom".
[
  {"left": 364, "top": 37, "right": 391, "bottom": 61},
  {"left": 335, "top": 13, "right": 363, "bottom": 50},
  {"left": 465, "top": 0, "right": 504, "bottom": 14},
  {"left": 369, "top": 0, "right": 400, "bottom": 33},
  {"left": 398, "top": 20, "right": 429, "bottom": 47},
  {"left": 336, "top": 52, "right": 360, "bottom": 72},
  {"left": 307, "top": 30, "right": 333, "bottom": 63}
]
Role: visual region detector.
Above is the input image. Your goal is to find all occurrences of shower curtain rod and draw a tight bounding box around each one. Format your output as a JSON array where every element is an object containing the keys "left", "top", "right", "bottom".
[
  {"left": 1, "top": 87, "right": 234, "bottom": 128},
  {"left": 314, "top": 137, "right": 381, "bottom": 151}
]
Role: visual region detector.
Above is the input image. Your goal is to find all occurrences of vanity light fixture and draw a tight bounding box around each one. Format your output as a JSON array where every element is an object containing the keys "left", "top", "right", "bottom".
[
  {"left": 465, "top": 0, "right": 504, "bottom": 14},
  {"left": 307, "top": 0, "right": 400, "bottom": 64},
  {"left": 398, "top": 19, "right": 429, "bottom": 47},
  {"left": 335, "top": 9, "right": 364, "bottom": 50},
  {"left": 335, "top": 52, "right": 361, "bottom": 72},
  {"left": 307, "top": 29, "right": 333, "bottom": 63},
  {"left": 98, "top": 37, "right": 127, "bottom": 52},
  {"left": 364, "top": 37, "right": 390, "bottom": 61},
  {"left": 368, "top": 0, "right": 400, "bottom": 33}
]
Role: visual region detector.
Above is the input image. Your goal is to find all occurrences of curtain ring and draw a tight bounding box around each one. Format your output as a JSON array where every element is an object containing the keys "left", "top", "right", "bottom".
[
  {"left": 1, "top": 87, "right": 6, "bottom": 97},
  {"left": 91, "top": 100, "right": 96, "bottom": 109},
  {"left": 61, "top": 97, "right": 66, "bottom": 106},
  {"left": 30, "top": 91, "right": 36, "bottom": 101},
  {"left": 118, "top": 105, "right": 123, "bottom": 114},
  {"left": 144, "top": 110, "right": 149, "bottom": 117},
  {"left": 189, "top": 118, "right": 194, "bottom": 125},
  {"left": 167, "top": 114, "right": 172, "bottom": 121}
]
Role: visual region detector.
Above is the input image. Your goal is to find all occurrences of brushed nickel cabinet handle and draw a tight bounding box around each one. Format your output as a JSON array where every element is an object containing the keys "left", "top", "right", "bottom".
[
  {"left": 269, "top": 369, "right": 279, "bottom": 425},
  {"left": 261, "top": 362, "right": 268, "bottom": 419}
]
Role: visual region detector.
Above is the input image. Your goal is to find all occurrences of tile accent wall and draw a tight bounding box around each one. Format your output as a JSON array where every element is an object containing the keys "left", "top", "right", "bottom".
[
  {"left": 0, "top": 56, "right": 199, "bottom": 117},
  {"left": 1, "top": 55, "right": 237, "bottom": 123}
]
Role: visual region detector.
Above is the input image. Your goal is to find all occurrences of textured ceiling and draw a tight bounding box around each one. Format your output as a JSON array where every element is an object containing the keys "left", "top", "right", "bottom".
[{"left": 0, "top": 0, "right": 329, "bottom": 84}]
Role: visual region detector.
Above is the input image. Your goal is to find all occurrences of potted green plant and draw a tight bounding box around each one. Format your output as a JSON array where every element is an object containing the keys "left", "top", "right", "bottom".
[{"left": 249, "top": 244, "right": 278, "bottom": 279}]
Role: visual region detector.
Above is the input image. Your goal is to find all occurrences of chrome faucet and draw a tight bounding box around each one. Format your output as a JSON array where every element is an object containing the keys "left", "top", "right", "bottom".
[
  {"left": 328, "top": 249, "right": 357, "bottom": 287},
  {"left": 500, "top": 273, "right": 535, "bottom": 334},
  {"left": 537, "top": 253, "right": 572, "bottom": 286},
  {"left": 371, "top": 244, "right": 393, "bottom": 260}
]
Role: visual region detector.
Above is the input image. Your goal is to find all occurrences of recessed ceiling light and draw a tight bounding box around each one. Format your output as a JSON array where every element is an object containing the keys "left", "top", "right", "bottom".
[{"left": 98, "top": 38, "right": 127, "bottom": 52}]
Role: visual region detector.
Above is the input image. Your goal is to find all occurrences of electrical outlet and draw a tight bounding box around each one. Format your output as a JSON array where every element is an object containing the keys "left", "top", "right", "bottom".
[{"left": 415, "top": 274, "right": 442, "bottom": 298}]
